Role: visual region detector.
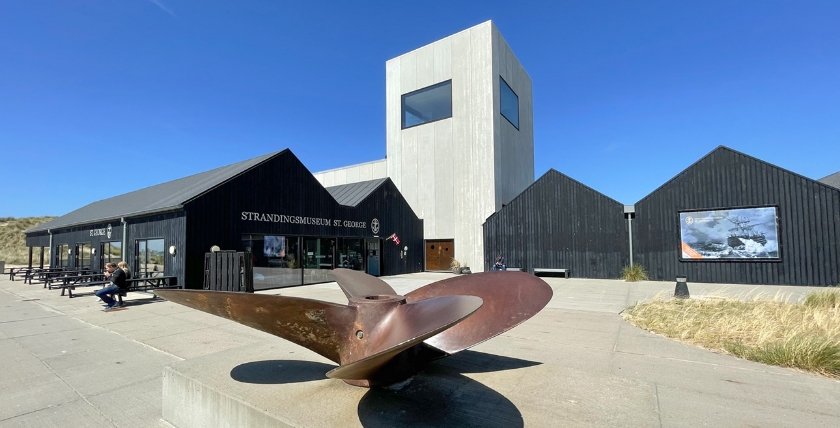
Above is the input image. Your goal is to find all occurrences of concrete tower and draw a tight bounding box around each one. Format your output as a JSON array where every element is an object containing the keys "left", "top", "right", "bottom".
[
  {"left": 314, "top": 20, "right": 534, "bottom": 272},
  {"left": 385, "top": 21, "right": 534, "bottom": 271}
]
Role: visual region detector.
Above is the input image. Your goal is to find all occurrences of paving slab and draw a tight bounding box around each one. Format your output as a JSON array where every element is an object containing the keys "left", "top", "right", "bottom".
[
  {"left": 0, "top": 398, "right": 115, "bottom": 428},
  {"left": 2, "top": 273, "right": 840, "bottom": 427}
]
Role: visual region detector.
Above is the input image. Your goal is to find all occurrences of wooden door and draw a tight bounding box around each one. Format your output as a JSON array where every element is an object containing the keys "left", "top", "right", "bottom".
[{"left": 425, "top": 240, "right": 454, "bottom": 271}]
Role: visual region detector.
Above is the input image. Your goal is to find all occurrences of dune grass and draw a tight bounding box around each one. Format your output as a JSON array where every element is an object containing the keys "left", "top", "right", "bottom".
[
  {"left": 0, "top": 216, "right": 55, "bottom": 265},
  {"left": 622, "top": 289, "right": 840, "bottom": 378},
  {"left": 621, "top": 264, "right": 649, "bottom": 282}
]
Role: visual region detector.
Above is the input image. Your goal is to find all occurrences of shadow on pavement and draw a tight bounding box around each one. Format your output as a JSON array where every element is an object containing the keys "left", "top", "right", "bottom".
[
  {"left": 357, "top": 360, "right": 527, "bottom": 428},
  {"left": 230, "top": 360, "right": 334, "bottom": 384}
]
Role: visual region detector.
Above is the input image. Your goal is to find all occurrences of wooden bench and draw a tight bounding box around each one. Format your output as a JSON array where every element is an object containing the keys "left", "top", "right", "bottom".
[
  {"left": 58, "top": 280, "right": 111, "bottom": 298},
  {"left": 533, "top": 268, "right": 570, "bottom": 278},
  {"left": 58, "top": 275, "right": 179, "bottom": 299}
]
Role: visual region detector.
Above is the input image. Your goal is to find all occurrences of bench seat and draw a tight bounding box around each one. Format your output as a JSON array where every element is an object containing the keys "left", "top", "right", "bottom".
[{"left": 533, "top": 268, "right": 570, "bottom": 278}]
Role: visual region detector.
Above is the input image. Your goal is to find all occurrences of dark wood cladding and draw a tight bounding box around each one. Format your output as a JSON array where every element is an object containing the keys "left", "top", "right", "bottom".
[
  {"left": 31, "top": 222, "right": 124, "bottom": 271},
  {"left": 26, "top": 232, "right": 51, "bottom": 248},
  {"left": 183, "top": 151, "right": 423, "bottom": 289},
  {"left": 353, "top": 179, "right": 424, "bottom": 276},
  {"left": 126, "top": 212, "right": 186, "bottom": 287},
  {"left": 634, "top": 147, "right": 840, "bottom": 286},
  {"left": 484, "top": 169, "right": 629, "bottom": 278}
]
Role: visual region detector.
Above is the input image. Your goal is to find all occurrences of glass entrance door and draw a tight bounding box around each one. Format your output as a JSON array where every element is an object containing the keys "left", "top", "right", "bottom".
[
  {"left": 337, "top": 238, "right": 365, "bottom": 271},
  {"left": 303, "top": 237, "right": 334, "bottom": 284}
]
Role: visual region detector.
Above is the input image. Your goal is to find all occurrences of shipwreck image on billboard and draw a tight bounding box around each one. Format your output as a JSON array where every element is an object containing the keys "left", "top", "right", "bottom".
[{"left": 680, "top": 207, "right": 780, "bottom": 260}]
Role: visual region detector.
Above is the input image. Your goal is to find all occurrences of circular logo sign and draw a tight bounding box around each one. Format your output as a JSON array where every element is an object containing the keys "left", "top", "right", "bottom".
[
  {"left": 107, "top": 224, "right": 112, "bottom": 239},
  {"left": 685, "top": 216, "right": 694, "bottom": 225},
  {"left": 371, "top": 219, "right": 380, "bottom": 234}
]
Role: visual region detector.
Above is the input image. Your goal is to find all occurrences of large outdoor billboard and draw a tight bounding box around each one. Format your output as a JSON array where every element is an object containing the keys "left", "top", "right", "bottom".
[{"left": 679, "top": 206, "right": 780, "bottom": 260}]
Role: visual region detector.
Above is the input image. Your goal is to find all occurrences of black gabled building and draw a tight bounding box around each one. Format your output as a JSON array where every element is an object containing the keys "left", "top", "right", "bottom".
[
  {"left": 819, "top": 171, "right": 840, "bottom": 190},
  {"left": 633, "top": 146, "right": 840, "bottom": 286},
  {"left": 484, "top": 146, "right": 840, "bottom": 286},
  {"left": 483, "top": 169, "right": 629, "bottom": 278},
  {"left": 25, "top": 150, "right": 424, "bottom": 290}
]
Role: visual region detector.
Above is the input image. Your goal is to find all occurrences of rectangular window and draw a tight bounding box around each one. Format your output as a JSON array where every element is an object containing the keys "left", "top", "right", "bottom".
[
  {"left": 243, "top": 234, "right": 302, "bottom": 290},
  {"left": 57, "top": 244, "right": 69, "bottom": 268},
  {"left": 303, "top": 237, "right": 335, "bottom": 285},
  {"left": 136, "top": 238, "right": 165, "bottom": 277},
  {"left": 401, "top": 80, "right": 452, "bottom": 129},
  {"left": 500, "top": 76, "right": 519, "bottom": 129},
  {"left": 77, "top": 243, "right": 91, "bottom": 268},
  {"left": 101, "top": 241, "right": 122, "bottom": 266}
]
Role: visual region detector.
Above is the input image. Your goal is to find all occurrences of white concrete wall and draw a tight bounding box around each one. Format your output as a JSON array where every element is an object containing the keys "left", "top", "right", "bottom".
[
  {"left": 313, "top": 159, "right": 387, "bottom": 187},
  {"left": 492, "top": 25, "right": 535, "bottom": 211},
  {"left": 386, "top": 21, "right": 534, "bottom": 271}
]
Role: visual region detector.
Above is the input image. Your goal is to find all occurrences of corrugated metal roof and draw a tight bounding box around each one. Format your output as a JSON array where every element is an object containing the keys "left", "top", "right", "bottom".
[
  {"left": 818, "top": 171, "right": 840, "bottom": 190},
  {"left": 326, "top": 178, "right": 388, "bottom": 207},
  {"left": 27, "top": 151, "right": 283, "bottom": 233}
]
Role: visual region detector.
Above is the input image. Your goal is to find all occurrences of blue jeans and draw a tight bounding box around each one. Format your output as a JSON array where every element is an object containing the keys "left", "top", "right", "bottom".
[
  {"left": 493, "top": 264, "right": 506, "bottom": 271},
  {"left": 95, "top": 283, "right": 119, "bottom": 307}
]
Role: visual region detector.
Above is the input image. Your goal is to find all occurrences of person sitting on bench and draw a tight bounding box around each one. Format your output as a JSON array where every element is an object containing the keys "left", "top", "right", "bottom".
[
  {"left": 493, "top": 254, "right": 506, "bottom": 271},
  {"left": 108, "top": 261, "right": 132, "bottom": 306},
  {"left": 96, "top": 262, "right": 126, "bottom": 310}
]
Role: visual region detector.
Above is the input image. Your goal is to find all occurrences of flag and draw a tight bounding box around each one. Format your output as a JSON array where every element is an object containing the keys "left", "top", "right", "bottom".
[{"left": 386, "top": 233, "right": 400, "bottom": 245}]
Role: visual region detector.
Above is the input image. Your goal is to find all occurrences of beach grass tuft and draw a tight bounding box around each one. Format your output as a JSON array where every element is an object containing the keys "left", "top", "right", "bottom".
[{"left": 622, "top": 290, "right": 840, "bottom": 378}]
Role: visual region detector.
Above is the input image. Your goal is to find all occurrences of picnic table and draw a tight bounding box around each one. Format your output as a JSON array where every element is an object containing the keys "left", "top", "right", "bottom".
[
  {"left": 9, "top": 267, "right": 62, "bottom": 282},
  {"left": 58, "top": 279, "right": 111, "bottom": 298},
  {"left": 58, "top": 275, "right": 178, "bottom": 298},
  {"left": 30, "top": 269, "right": 90, "bottom": 285},
  {"left": 47, "top": 273, "right": 106, "bottom": 290}
]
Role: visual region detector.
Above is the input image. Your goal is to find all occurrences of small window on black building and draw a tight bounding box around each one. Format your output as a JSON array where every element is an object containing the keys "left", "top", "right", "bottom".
[
  {"left": 402, "top": 80, "right": 452, "bottom": 129},
  {"left": 500, "top": 76, "right": 519, "bottom": 129}
]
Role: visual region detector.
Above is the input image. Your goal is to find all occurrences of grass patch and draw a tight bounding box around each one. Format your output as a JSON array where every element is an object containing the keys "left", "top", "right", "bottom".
[
  {"left": 622, "top": 291, "right": 840, "bottom": 378},
  {"left": 804, "top": 289, "right": 840, "bottom": 309},
  {"left": 621, "top": 264, "right": 649, "bottom": 282}
]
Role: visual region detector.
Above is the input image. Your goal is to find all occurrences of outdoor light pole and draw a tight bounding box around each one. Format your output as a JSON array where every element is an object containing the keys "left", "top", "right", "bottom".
[{"left": 624, "top": 206, "right": 635, "bottom": 267}]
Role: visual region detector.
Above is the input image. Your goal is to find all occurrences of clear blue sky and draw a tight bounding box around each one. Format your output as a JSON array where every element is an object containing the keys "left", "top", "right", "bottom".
[{"left": 2, "top": 1, "right": 838, "bottom": 217}]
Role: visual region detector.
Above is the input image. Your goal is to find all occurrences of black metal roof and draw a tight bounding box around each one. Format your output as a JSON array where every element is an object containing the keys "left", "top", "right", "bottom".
[
  {"left": 27, "top": 151, "right": 284, "bottom": 233},
  {"left": 325, "top": 178, "right": 388, "bottom": 207},
  {"left": 818, "top": 171, "right": 840, "bottom": 190}
]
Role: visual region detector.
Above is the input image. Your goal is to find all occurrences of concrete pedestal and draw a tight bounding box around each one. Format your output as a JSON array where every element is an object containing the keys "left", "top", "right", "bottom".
[{"left": 161, "top": 338, "right": 659, "bottom": 428}]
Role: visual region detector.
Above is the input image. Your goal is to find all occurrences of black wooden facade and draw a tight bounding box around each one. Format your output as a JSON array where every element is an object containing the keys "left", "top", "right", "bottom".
[
  {"left": 25, "top": 150, "right": 424, "bottom": 289},
  {"left": 483, "top": 169, "right": 629, "bottom": 278},
  {"left": 183, "top": 151, "right": 424, "bottom": 288},
  {"left": 633, "top": 146, "right": 840, "bottom": 286}
]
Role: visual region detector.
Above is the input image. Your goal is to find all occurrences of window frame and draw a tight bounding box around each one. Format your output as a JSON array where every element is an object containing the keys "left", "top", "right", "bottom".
[
  {"left": 401, "top": 80, "right": 453, "bottom": 129},
  {"left": 135, "top": 238, "right": 166, "bottom": 278},
  {"left": 499, "top": 76, "right": 520, "bottom": 130}
]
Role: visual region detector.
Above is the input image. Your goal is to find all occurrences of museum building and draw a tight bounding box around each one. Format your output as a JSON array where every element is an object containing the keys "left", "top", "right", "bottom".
[
  {"left": 484, "top": 146, "right": 840, "bottom": 286},
  {"left": 24, "top": 21, "right": 840, "bottom": 288},
  {"left": 24, "top": 150, "right": 424, "bottom": 290}
]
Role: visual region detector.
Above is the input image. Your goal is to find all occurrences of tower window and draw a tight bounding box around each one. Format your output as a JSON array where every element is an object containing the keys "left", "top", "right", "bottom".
[
  {"left": 401, "top": 81, "right": 452, "bottom": 129},
  {"left": 500, "top": 76, "right": 519, "bottom": 129}
]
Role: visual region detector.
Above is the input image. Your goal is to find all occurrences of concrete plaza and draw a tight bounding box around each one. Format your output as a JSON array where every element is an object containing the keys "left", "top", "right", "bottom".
[{"left": 1, "top": 272, "right": 838, "bottom": 427}]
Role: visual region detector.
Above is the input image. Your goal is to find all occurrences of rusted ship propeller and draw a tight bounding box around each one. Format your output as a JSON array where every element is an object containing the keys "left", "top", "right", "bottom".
[{"left": 156, "top": 269, "right": 552, "bottom": 387}]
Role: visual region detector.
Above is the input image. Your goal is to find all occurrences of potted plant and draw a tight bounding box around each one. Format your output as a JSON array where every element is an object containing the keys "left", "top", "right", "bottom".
[{"left": 450, "top": 258, "right": 462, "bottom": 274}]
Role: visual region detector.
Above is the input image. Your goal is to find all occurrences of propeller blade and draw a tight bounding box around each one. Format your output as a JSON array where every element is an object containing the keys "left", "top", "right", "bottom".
[
  {"left": 332, "top": 268, "right": 397, "bottom": 299},
  {"left": 405, "top": 271, "right": 553, "bottom": 354},
  {"left": 326, "top": 295, "right": 482, "bottom": 380},
  {"left": 156, "top": 289, "right": 356, "bottom": 363}
]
